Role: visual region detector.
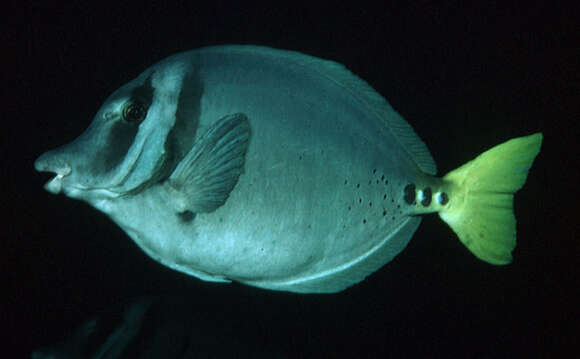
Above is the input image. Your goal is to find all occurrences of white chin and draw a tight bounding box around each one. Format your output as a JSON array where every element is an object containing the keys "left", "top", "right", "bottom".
[{"left": 44, "top": 176, "right": 63, "bottom": 194}]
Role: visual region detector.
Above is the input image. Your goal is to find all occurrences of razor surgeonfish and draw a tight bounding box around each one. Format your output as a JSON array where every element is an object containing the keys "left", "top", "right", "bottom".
[{"left": 35, "top": 45, "right": 542, "bottom": 293}]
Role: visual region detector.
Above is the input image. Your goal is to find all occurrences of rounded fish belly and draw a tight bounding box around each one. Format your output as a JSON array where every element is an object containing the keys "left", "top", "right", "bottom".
[{"left": 168, "top": 46, "right": 431, "bottom": 292}]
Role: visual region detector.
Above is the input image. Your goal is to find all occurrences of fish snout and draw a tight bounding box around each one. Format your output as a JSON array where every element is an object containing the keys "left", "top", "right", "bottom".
[{"left": 35, "top": 151, "right": 72, "bottom": 194}]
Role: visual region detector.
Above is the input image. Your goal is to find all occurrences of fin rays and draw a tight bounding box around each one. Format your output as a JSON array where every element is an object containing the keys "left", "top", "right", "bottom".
[
  {"left": 165, "top": 113, "right": 251, "bottom": 214},
  {"left": 439, "top": 133, "right": 543, "bottom": 265}
]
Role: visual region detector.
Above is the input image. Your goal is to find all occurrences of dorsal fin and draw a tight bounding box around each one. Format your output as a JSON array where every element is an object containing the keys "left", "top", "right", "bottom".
[{"left": 211, "top": 45, "right": 437, "bottom": 175}]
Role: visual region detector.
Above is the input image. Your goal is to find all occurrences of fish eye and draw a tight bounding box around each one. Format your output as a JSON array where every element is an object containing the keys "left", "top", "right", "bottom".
[{"left": 122, "top": 101, "right": 147, "bottom": 123}]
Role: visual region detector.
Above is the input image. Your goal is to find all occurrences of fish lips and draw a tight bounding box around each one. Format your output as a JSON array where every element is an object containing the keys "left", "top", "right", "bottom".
[
  {"left": 34, "top": 151, "right": 73, "bottom": 194},
  {"left": 34, "top": 148, "right": 144, "bottom": 199}
]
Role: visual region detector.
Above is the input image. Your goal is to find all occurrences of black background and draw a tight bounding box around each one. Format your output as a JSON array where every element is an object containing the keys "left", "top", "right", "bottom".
[{"left": 4, "top": 2, "right": 578, "bottom": 358}]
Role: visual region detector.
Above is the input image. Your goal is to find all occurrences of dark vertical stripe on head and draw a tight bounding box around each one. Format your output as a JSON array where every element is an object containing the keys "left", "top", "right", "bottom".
[
  {"left": 131, "top": 74, "right": 154, "bottom": 108},
  {"left": 96, "top": 75, "right": 155, "bottom": 174},
  {"left": 99, "top": 121, "right": 139, "bottom": 172}
]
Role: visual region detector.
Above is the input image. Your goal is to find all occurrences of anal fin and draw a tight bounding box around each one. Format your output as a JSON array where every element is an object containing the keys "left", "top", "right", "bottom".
[{"left": 164, "top": 113, "right": 251, "bottom": 213}]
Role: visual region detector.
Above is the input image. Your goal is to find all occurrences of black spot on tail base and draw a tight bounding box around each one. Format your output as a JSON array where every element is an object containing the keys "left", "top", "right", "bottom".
[
  {"left": 421, "top": 187, "right": 432, "bottom": 207},
  {"left": 404, "top": 183, "right": 416, "bottom": 204},
  {"left": 437, "top": 192, "right": 449, "bottom": 205}
]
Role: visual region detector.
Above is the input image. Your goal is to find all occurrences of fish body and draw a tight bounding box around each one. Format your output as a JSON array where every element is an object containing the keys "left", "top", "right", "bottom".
[{"left": 35, "top": 46, "right": 542, "bottom": 293}]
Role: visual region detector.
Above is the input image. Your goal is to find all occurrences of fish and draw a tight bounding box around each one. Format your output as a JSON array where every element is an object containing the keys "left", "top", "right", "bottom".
[
  {"left": 34, "top": 45, "right": 543, "bottom": 293},
  {"left": 31, "top": 296, "right": 287, "bottom": 358}
]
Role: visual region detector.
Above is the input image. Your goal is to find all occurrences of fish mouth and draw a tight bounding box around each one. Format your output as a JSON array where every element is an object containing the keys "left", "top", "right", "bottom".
[
  {"left": 43, "top": 167, "right": 71, "bottom": 194},
  {"left": 41, "top": 165, "right": 71, "bottom": 194},
  {"left": 34, "top": 155, "right": 72, "bottom": 195}
]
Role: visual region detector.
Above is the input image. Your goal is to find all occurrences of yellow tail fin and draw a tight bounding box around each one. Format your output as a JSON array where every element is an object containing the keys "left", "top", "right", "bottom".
[{"left": 439, "top": 133, "right": 543, "bottom": 265}]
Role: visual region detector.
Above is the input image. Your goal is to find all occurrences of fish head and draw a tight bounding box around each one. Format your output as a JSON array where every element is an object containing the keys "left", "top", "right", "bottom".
[{"left": 35, "top": 61, "right": 193, "bottom": 204}]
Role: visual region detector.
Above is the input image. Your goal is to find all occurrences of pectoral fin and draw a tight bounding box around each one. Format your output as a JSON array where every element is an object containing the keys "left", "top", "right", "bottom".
[{"left": 164, "top": 113, "right": 250, "bottom": 213}]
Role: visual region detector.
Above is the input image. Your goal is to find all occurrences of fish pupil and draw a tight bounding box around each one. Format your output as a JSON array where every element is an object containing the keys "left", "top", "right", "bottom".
[{"left": 123, "top": 102, "right": 146, "bottom": 123}]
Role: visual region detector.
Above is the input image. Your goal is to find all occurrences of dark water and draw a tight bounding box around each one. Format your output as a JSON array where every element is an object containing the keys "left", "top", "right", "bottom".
[{"left": 4, "top": 2, "right": 576, "bottom": 358}]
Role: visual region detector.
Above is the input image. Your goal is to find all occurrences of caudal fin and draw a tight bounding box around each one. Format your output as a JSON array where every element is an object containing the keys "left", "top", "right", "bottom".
[{"left": 439, "top": 133, "right": 543, "bottom": 265}]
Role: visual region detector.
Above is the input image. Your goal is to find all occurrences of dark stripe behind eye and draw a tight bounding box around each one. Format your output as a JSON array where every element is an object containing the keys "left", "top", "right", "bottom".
[
  {"left": 131, "top": 74, "right": 154, "bottom": 107},
  {"left": 92, "top": 74, "right": 155, "bottom": 175},
  {"left": 97, "top": 121, "right": 139, "bottom": 172}
]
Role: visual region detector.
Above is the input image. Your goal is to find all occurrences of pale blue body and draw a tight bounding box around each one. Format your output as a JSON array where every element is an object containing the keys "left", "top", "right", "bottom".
[{"left": 36, "top": 46, "right": 437, "bottom": 293}]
